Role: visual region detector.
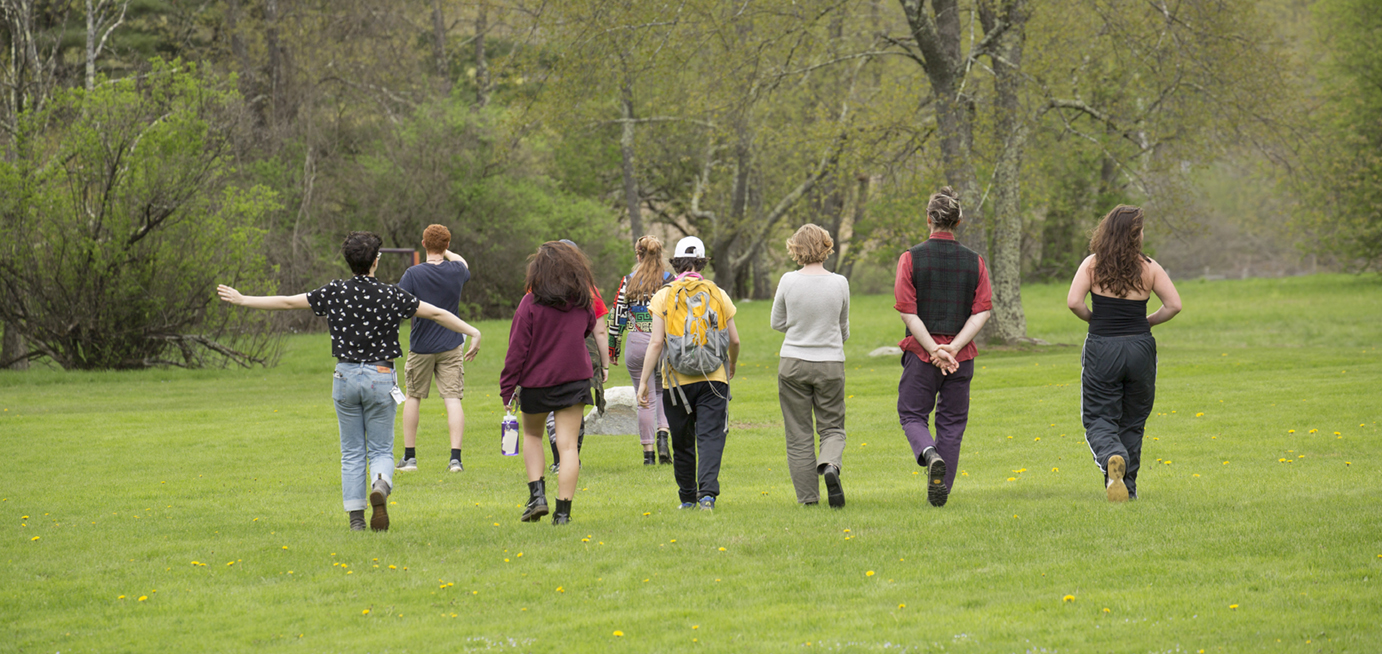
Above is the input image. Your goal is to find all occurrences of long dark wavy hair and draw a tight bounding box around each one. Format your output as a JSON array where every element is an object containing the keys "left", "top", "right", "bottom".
[
  {"left": 626, "top": 235, "right": 668, "bottom": 302},
  {"left": 1089, "top": 205, "right": 1149, "bottom": 297},
  {"left": 525, "top": 241, "right": 595, "bottom": 309}
]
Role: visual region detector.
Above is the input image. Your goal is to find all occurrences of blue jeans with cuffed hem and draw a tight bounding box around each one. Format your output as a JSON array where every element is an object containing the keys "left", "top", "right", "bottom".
[{"left": 333, "top": 363, "right": 398, "bottom": 512}]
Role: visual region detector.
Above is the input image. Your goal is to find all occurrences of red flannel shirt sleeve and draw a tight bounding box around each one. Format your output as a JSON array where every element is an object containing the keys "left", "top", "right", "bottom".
[
  {"left": 973, "top": 255, "right": 994, "bottom": 314},
  {"left": 893, "top": 251, "right": 916, "bottom": 313}
]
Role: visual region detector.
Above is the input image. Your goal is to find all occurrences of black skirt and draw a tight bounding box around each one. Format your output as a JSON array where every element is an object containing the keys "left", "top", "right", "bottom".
[{"left": 519, "top": 378, "right": 593, "bottom": 415}]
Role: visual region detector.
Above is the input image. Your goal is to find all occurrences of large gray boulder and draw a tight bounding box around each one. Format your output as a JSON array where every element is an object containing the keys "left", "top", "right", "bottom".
[{"left": 584, "top": 385, "right": 639, "bottom": 435}]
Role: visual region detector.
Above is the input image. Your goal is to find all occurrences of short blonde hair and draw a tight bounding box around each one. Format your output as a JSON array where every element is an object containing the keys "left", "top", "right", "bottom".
[{"left": 785, "top": 224, "right": 834, "bottom": 265}]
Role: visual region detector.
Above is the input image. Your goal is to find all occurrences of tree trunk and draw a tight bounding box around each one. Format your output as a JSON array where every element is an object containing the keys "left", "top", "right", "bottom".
[
  {"left": 619, "top": 82, "right": 642, "bottom": 242},
  {"left": 264, "top": 0, "right": 285, "bottom": 125},
  {"left": 84, "top": 0, "right": 95, "bottom": 91},
  {"left": 2, "top": 320, "right": 27, "bottom": 370},
  {"left": 898, "top": 0, "right": 986, "bottom": 259},
  {"left": 980, "top": 0, "right": 1029, "bottom": 343},
  {"left": 431, "top": 0, "right": 450, "bottom": 92},
  {"left": 474, "top": 2, "right": 490, "bottom": 107}
]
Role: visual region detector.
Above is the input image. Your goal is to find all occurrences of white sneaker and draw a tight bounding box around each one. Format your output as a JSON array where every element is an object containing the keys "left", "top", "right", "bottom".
[
  {"left": 448, "top": 459, "right": 464, "bottom": 473},
  {"left": 396, "top": 457, "right": 418, "bottom": 472}
]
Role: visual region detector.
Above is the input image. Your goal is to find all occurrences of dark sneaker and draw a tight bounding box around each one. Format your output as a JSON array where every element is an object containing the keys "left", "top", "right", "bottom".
[
  {"left": 369, "top": 475, "right": 391, "bottom": 531},
  {"left": 396, "top": 457, "right": 418, "bottom": 472},
  {"left": 349, "top": 510, "right": 366, "bottom": 531},
  {"left": 678, "top": 502, "right": 696, "bottom": 510},
  {"left": 822, "top": 464, "right": 845, "bottom": 508},
  {"left": 698, "top": 496, "right": 716, "bottom": 511},
  {"left": 448, "top": 459, "right": 464, "bottom": 473},
  {"left": 925, "top": 452, "right": 949, "bottom": 507},
  {"left": 1106, "top": 455, "right": 1129, "bottom": 503}
]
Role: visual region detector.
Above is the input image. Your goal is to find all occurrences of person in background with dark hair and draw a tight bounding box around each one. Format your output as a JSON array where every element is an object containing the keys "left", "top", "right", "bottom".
[
  {"left": 218, "top": 231, "right": 481, "bottom": 532},
  {"left": 608, "top": 235, "right": 674, "bottom": 466},
  {"left": 544, "top": 239, "right": 611, "bottom": 474},
  {"left": 501, "top": 241, "right": 601, "bottom": 525},
  {"left": 396, "top": 224, "right": 473, "bottom": 474},
  {"left": 772, "top": 224, "right": 851, "bottom": 507},
  {"left": 1067, "top": 205, "right": 1181, "bottom": 502},
  {"left": 894, "top": 187, "right": 991, "bottom": 508}
]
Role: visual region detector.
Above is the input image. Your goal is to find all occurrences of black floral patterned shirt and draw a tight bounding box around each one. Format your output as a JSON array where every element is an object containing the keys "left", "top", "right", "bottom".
[{"left": 307, "top": 276, "right": 420, "bottom": 361}]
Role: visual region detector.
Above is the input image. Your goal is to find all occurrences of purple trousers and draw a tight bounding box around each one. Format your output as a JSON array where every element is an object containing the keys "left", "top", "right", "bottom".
[{"left": 897, "top": 353, "right": 974, "bottom": 490}]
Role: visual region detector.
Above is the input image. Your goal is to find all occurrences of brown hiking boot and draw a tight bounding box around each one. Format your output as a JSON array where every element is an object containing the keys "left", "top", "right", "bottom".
[{"left": 370, "top": 474, "right": 391, "bottom": 531}]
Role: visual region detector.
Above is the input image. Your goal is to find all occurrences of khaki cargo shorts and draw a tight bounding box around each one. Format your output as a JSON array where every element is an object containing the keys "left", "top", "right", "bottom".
[{"left": 404, "top": 344, "right": 465, "bottom": 399}]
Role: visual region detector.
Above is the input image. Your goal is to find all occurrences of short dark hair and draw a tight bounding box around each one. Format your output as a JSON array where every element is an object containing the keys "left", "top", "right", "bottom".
[
  {"left": 342, "top": 231, "right": 382, "bottom": 275},
  {"left": 526, "top": 241, "right": 595, "bottom": 309},
  {"left": 670, "top": 256, "right": 707, "bottom": 274}
]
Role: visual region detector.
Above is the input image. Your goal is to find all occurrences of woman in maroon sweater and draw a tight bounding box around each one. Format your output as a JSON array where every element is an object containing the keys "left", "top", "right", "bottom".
[{"left": 500, "top": 242, "right": 600, "bottom": 525}]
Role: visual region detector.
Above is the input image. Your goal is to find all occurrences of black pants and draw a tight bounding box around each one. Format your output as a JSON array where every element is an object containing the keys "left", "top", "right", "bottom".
[
  {"left": 663, "top": 381, "right": 730, "bottom": 503},
  {"left": 1081, "top": 332, "right": 1156, "bottom": 498}
]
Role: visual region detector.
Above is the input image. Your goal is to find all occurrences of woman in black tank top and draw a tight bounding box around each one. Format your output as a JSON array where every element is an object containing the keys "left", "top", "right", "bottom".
[{"left": 1066, "top": 206, "right": 1182, "bottom": 503}]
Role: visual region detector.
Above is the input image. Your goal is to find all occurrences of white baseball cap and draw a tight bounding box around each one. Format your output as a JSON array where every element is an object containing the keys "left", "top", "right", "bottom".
[{"left": 674, "top": 236, "right": 707, "bottom": 259}]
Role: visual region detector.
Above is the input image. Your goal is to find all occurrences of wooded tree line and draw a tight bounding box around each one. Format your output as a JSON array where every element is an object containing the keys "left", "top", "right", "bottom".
[{"left": 0, "top": 0, "right": 1375, "bottom": 369}]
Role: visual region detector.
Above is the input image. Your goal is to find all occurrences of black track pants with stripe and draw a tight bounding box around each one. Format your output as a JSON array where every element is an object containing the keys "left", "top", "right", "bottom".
[{"left": 1081, "top": 332, "right": 1157, "bottom": 498}]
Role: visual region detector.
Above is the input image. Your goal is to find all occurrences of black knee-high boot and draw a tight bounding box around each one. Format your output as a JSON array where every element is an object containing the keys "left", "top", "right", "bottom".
[
  {"left": 521, "top": 479, "right": 549, "bottom": 522},
  {"left": 552, "top": 498, "right": 571, "bottom": 525}
]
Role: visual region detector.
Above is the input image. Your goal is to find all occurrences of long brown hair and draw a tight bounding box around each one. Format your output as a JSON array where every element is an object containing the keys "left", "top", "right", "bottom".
[
  {"left": 626, "top": 235, "right": 667, "bottom": 302},
  {"left": 525, "top": 241, "right": 595, "bottom": 309},
  {"left": 1089, "top": 205, "right": 1148, "bottom": 297}
]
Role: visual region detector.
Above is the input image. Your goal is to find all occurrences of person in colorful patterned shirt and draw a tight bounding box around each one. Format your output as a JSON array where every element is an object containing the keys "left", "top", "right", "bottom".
[
  {"left": 893, "top": 188, "right": 992, "bottom": 508},
  {"left": 608, "top": 235, "right": 674, "bottom": 466}
]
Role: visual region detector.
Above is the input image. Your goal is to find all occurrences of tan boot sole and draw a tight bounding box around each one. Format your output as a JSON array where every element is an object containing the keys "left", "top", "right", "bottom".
[{"left": 1106, "top": 455, "right": 1129, "bottom": 503}]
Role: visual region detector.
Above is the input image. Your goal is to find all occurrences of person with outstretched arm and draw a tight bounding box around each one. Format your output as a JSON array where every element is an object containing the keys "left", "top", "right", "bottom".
[{"left": 217, "top": 231, "right": 480, "bottom": 532}]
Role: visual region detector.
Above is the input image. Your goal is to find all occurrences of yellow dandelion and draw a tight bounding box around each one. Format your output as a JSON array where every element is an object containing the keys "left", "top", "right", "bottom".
[
  {"left": 898, "top": 603, "right": 906, "bottom": 608},
  {"left": 1229, "top": 604, "right": 1238, "bottom": 609},
  {"left": 282, "top": 546, "right": 288, "bottom": 550},
  {"left": 866, "top": 571, "right": 875, "bottom": 577},
  {"left": 670, "top": 539, "right": 676, "bottom": 543},
  {"left": 843, "top": 529, "right": 850, "bottom": 533},
  {"left": 492, "top": 523, "right": 499, "bottom": 527},
  {"left": 1034, "top": 437, "right": 1041, "bottom": 441},
  {"left": 1223, "top": 461, "right": 1229, "bottom": 465},
  {"left": 613, "top": 631, "right": 624, "bottom": 637},
  {"left": 1195, "top": 412, "right": 1204, "bottom": 417},
  {"left": 389, "top": 565, "right": 396, "bottom": 569},
  {"left": 138, "top": 596, "right": 148, "bottom": 602},
  {"left": 1193, "top": 474, "right": 1200, "bottom": 478},
  {"left": 118, "top": 595, "right": 125, "bottom": 600},
  {"left": 582, "top": 538, "right": 590, "bottom": 542},
  {"left": 517, "top": 553, "right": 523, "bottom": 557},
  {"left": 1052, "top": 467, "right": 1059, "bottom": 472},
  {"left": 1163, "top": 460, "right": 1172, "bottom": 465},
  {"left": 31, "top": 536, "right": 39, "bottom": 541},
  {"left": 1309, "top": 429, "right": 1317, "bottom": 433},
  {"left": 1062, "top": 595, "right": 1075, "bottom": 602},
  {"left": 555, "top": 586, "right": 564, "bottom": 593},
  {"left": 1335, "top": 431, "right": 1341, "bottom": 435},
  {"left": 1288, "top": 429, "right": 1295, "bottom": 433},
  {"left": 1007, "top": 477, "right": 1016, "bottom": 481},
  {"left": 227, "top": 561, "right": 235, "bottom": 566},
  {"left": 692, "top": 625, "right": 699, "bottom": 630},
  {"left": 1102, "top": 608, "right": 1110, "bottom": 613},
  {"left": 362, "top": 609, "right": 370, "bottom": 615},
  {"left": 643, "top": 512, "right": 651, "bottom": 516}
]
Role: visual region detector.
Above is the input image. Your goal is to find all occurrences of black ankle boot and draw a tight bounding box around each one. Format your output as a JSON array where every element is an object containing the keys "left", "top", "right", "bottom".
[
  {"left": 552, "top": 498, "right": 571, "bottom": 525},
  {"left": 521, "top": 479, "right": 549, "bottom": 522},
  {"left": 656, "top": 430, "right": 672, "bottom": 465},
  {"left": 644, "top": 451, "right": 656, "bottom": 466}
]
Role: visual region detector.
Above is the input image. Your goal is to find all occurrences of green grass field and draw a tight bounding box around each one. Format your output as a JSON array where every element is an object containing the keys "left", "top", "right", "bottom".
[{"left": 3, "top": 274, "right": 1380, "bottom": 652}]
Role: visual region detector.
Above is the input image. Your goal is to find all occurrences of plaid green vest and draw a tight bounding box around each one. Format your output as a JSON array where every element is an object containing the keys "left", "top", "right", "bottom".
[{"left": 907, "top": 238, "right": 980, "bottom": 337}]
